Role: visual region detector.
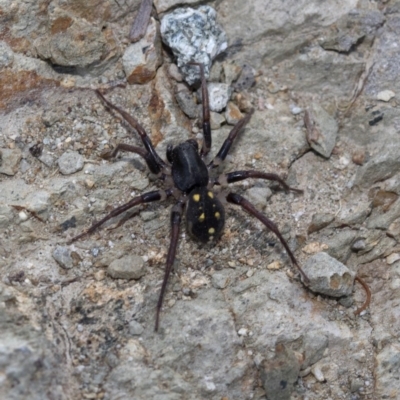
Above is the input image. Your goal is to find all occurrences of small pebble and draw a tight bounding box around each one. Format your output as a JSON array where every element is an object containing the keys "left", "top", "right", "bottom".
[
  {"left": 311, "top": 364, "right": 325, "bottom": 382},
  {"left": 0, "top": 148, "right": 22, "bottom": 176},
  {"left": 238, "top": 328, "right": 249, "bottom": 336},
  {"left": 210, "top": 111, "right": 225, "bottom": 130},
  {"left": 107, "top": 255, "right": 146, "bottom": 280},
  {"left": 52, "top": 246, "right": 74, "bottom": 270},
  {"left": 129, "top": 320, "right": 144, "bottom": 336},
  {"left": 376, "top": 90, "right": 395, "bottom": 102},
  {"left": 290, "top": 104, "right": 303, "bottom": 115},
  {"left": 18, "top": 211, "right": 29, "bottom": 222},
  {"left": 168, "top": 63, "right": 183, "bottom": 82},
  {"left": 302, "top": 252, "right": 355, "bottom": 297},
  {"left": 206, "top": 83, "right": 231, "bottom": 112},
  {"left": 57, "top": 151, "right": 84, "bottom": 175},
  {"left": 211, "top": 272, "right": 230, "bottom": 289},
  {"left": 386, "top": 253, "right": 400, "bottom": 265}
]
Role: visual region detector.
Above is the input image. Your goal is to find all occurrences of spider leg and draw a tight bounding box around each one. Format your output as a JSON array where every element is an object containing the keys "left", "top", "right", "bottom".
[
  {"left": 96, "top": 90, "right": 166, "bottom": 174},
  {"left": 69, "top": 189, "right": 172, "bottom": 243},
  {"left": 155, "top": 201, "right": 184, "bottom": 331},
  {"left": 100, "top": 143, "right": 162, "bottom": 175},
  {"left": 189, "top": 63, "right": 211, "bottom": 157},
  {"left": 226, "top": 192, "right": 309, "bottom": 283},
  {"left": 215, "top": 170, "right": 303, "bottom": 193},
  {"left": 208, "top": 109, "right": 254, "bottom": 169}
]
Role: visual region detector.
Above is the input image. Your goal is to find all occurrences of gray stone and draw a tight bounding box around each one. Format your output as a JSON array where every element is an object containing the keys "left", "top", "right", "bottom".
[
  {"left": 0, "top": 148, "right": 22, "bottom": 176},
  {"left": 245, "top": 186, "right": 273, "bottom": 209},
  {"left": 53, "top": 246, "right": 74, "bottom": 270},
  {"left": 211, "top": 271, "right": 231, "bottom": 289},
  {"left": 206, "top": 83, "right": 231, "bottom": 112},
  {"left": 0, "top": 205, "right": 13, "bottom": 229},
  {"left": 0, "top": 41, "right": 14, "bottom": 68},
  {"left": 140, "top": 211, "right": 158, "bottom": 222},
  {"left": 123, "top": 17, "right": 162, "bottom": 85},
  {"left": 302, "top": 331, "right": 329, "bottom": 369},
  {"left": 107, "top": 255, "right": 146, "bottom": 280},
  {"left": 356, "top": 236, "right": 395, "bottom": 265},
  {"left": 38, "top": 152, "right": 55, "bottom": 168},
  {"left": 367, "top": 198, "right": 400, "bottom": 230},
  {"left": 175, "top": 83, "right": 198, "bottom": 118},
  {"left": 304, "top": 104, "right": 338, "bottom": 158},
  {"left": 128, "top": 320, "right": 144, "bottom": 336},
  {"left": 234, "top": 64, "right": 256, "bottom": 91},
  {"left": 338, "top": 295, "right": 354, "bottom": 308},
  {"left": 167, "top": 63, "right": 183, "bottom": 82},
  {"left": 354, "top": 142, "right": 400, "bottom": 188},
  {"left": 324, "top": 229, "right": 357, "bottom": 262},
  {"left": 375, "top": 344, "right": 400, "bottom": 398},
  {"left": 308, "top": 213, "right": 335, "bottom": 234},
  {"left": 209, "top": 111, "right": 226, "bottom": 130},
  {"left": 260, "top": 344, "right": 301, "bottom": 400},
  {"left": 302, "top": 252, "right": 355, "bottom": 297},
  {"left": 350, "top": 378, "right": 364, "bottom": 393},
  {"left": 351, "top": 230, "right": 382, "bottom": 256},
  {"left": 57, "top": 151, "right": 84, "bottom": 175},
  {"left": 25, "top": 190, "right": 51, "bottom": 221},
  {"left": 336, "top": 196, "right": 372, "bottom": 226},
  {"left": 160, "top": 6, "right": 227, "bottom": 85},
  {"left": 377, "top": 90, "right": 395, "bottom": 102}
]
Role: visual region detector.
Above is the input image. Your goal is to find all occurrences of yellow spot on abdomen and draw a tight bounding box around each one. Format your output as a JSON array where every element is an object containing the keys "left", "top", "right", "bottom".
[
  {"left": 207, "top": 191, "right": 214, "bottom": 198},
  {"left": 214, "top": 212, "right": 220, "bottom": 219},
  {"left": 193, "top": 194, "right": 200, "bottom": 202},
  {"left": 208, "top": 227, "right": 215, "bottom": 234},
  {"left": 199, "top": 213, "right": 205, "bottom": 222}
]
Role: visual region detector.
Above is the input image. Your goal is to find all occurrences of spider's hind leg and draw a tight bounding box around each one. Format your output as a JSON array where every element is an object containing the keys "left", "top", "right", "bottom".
[
  {"left": 155, "top": 201, "right": 184, "bottom": 332},
  {"left": 226, "top": 191, "right": 309, "bottom": 284},
  {"left": 215, "top": 170, "right": 303, "bottom": 193}
]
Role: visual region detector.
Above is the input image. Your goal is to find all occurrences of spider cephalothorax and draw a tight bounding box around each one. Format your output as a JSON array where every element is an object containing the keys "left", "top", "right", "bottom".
[{"left": 69, "top": 63, "right": 309, "bottom": 331}]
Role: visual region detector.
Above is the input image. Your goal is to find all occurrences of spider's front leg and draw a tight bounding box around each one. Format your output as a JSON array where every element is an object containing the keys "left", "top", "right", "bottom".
[
  {"left": 189, "top": 62, "right": 211, "bottom": 158},
  {"left": 208, "top": 109, "right": 254, "bottom": 169},
  {"left": 155, "top": 201, "right": 184, "bottom": 332},
  {"left": 226, "top": 192, "right": 309, "bottom": 284},
  {"left": 95, "top": 90, "right": 166, "bottom": 173}
]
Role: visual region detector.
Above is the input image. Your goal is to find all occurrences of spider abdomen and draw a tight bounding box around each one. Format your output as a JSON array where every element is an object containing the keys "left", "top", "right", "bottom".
[{"left": 186, "top": 187, "right": 225, "bottom": 243}]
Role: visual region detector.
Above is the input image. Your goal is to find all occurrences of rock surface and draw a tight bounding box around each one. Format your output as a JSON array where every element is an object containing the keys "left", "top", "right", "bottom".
[
  {"left": 160, "top": 6, "right": 227, "bottom": 84},
  {"left": 0, "top": 1, "right": 399, "bottom": 399}
]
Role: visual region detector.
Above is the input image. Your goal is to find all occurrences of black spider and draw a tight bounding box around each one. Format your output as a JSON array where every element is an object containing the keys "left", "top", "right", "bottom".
[{"left": 69, "top": 63, "right": 309, "bottom": 331}]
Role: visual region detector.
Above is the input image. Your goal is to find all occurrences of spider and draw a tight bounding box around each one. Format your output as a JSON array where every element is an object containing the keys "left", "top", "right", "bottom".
[{"left": 69, "top": 63, "right": 309, "bottom": 331}]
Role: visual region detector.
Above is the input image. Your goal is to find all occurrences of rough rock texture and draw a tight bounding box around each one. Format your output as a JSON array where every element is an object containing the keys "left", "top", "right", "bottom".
[
  {"left": 1, "top": 1, "right": 400, "bottom": 399},
  {"left": 160, "top": 6, "right": 227, "bottom": 84},
  {"left": 123, "top": 17, "right": 163, "bottom": 84},
  {"left": 303, "top": 252, "right": 355, "bottom": 297}
]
